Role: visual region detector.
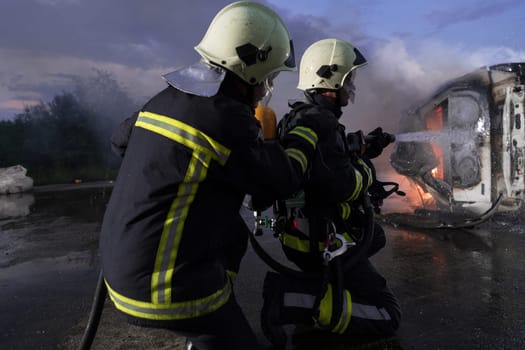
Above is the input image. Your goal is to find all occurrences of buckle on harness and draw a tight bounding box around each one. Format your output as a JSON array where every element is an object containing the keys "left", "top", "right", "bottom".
[{"left": 322, "top": 222, "right": 356, "bottom": 264}]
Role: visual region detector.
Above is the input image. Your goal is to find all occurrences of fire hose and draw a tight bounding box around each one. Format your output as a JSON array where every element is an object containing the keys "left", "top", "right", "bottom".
[{"left": 78, "top": 270, "right": 107, "bottom": 350}]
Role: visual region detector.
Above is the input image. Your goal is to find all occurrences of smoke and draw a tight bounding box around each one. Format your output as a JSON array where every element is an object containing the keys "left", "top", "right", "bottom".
[{"left": 348, "top": 39, "right": 525, "bottom": 134}]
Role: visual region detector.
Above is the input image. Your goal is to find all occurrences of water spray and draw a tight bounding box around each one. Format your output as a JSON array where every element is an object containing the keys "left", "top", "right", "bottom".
[{"left": 394, "top": 130, "right": 478, "bottom": 144}]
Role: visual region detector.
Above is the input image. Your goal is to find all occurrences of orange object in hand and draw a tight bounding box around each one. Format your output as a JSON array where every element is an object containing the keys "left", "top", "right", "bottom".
[{"left": 255, "top": 103, "right": 277, "bottom": 140}]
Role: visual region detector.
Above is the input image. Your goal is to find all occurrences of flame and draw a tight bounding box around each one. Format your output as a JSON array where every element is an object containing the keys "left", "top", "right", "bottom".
[
  {"left": 372, "top": 150, "right": 439, "bottom": 215},
  {"left": 426, "top": 105, "right": 445, "bottom": 180},
  {"left": 374, "top": 166, "right": 437, "bottom": 214}
]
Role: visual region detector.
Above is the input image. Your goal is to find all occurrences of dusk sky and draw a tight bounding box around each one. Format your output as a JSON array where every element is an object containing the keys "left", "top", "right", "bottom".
[{"left": 1, "top": 0, "right": 525, "bottom": 132}]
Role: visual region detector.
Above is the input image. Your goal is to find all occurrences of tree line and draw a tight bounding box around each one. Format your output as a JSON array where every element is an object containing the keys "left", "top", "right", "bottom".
[{"left": 0, "top": 70, "right": 140, "bottom": 185}]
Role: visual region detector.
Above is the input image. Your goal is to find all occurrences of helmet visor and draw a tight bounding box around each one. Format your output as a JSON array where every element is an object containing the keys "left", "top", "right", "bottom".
[
  {"left": 343, "top": 71, "right": 357, "bottom": 103},
  {"left": 162, "top": 61, "right": 226, "bottom": 97}
]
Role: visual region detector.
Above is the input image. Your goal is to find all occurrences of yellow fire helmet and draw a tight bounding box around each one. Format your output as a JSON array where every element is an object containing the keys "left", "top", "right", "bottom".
[
  {"left": 297, "top": 38, "right": 367, "bottom": 91},
  {"left": 194, "top": 1, "right": 296, "bottom": 85}
]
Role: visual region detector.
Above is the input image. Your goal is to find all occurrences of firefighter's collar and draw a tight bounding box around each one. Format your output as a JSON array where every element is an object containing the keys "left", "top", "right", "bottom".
[
  {"left": 162, "top": 60, "right": 226, "bottom": 97},
  {"left": 306, "top": 92, "right": 343, "bottom": 119}
]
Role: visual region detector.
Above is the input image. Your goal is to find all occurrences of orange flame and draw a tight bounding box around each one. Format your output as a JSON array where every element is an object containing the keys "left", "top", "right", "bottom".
[{"left": 426, "top": 105, "right": 444, "bottom": 180}]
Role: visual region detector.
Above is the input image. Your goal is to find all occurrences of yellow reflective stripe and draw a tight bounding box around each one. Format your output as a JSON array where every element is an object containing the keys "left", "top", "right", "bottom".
[
  {"left": 280, "top": 233, "right": 309, "bottom": 253},
  {"left": 226, "top": 270, "right": 237, "bottom": 284},
  {"left": 342, "top": 232, "right": 354, "bottom": 244},
  {"left": 357, "top": 159, "right": 373, "bottom": 188},
  {"left": 280, "top": 232, "right": 324, "bottom": 252},
  {"left": 135, "top": 111, "right": 231, "bottom": 304},
  {"left": 286, "top": 148, "right": 308, "bottom": 174},
  {"left": 345, "top": 170, "right": 363, "bottom": 202},
  {"left": 331, "top": 232, "right": 355, "bottom": 249},
  {"left": 339, "top": 202, "right": 351, "bottom": 220},
  {"left": 153, "top": 151, "right": 212, "bottom": 303},
  {"left": 289, "top": 126, "right": 318, "bottom": 148},
  {"left": 105, "top": 279, "right": 232, "bottom": 320},
  {"left": 136, "top": 111, "right": 231, "bottom": 165},
  {"left": 332, "top": 289, "right": 352, "bottom": 334},
  {"left": 319, "top": 285, "right": 352, "bottom": 334},
  {"left": 318, "top": 284, "right": 333, "bottom": 327}
]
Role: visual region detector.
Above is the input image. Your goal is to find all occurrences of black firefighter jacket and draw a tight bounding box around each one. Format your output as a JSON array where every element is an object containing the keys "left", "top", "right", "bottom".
[
  {"left": 100, "top": 86, "right": 316, "bottom": 323},
  {"left": 280, "top": 99, "right": 372, "bottom": 207},
  {"left": 277, "top": 98, "right": 373, "bottom": 270}
]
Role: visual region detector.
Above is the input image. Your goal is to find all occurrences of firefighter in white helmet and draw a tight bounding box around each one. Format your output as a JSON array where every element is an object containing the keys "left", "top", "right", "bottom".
[
  {"left": 260, "top": 38, "right": 400, "bottom": 348},
  {"left": 100, "top": 3, "right": 317, "bottom": 349}
]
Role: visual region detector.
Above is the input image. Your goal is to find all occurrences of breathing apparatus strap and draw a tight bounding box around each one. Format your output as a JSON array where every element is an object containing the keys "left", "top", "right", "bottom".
[
  {"left": 311, "top": 247, "right": 345, "bottom": 331},
  {"left": 311, "top": 197, "right": 375, "bottom": 330},
  {"left": 248, "top": 228, "right": 322, "bottom": 281}
]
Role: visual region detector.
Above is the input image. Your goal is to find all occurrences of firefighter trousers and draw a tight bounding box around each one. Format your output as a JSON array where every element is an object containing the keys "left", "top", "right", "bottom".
[
  {"left": 123, "top": 293, "right": 260, "bottom": 350},
  {"left": 262, "top": 258, "right": 400, "bottom": 339}
]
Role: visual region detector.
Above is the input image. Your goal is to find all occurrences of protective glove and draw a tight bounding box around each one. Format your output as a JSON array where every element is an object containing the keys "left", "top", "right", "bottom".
[
  {"left": 346, "top": 130, "right": 366, "bottom": 155},
  {"left": 364, "top": 127, "right": 395, "bottom": 159}
]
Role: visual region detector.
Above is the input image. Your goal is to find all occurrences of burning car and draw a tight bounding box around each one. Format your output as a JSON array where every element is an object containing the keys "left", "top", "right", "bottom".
[{"left": 388, "top": 62, "right": 525, "bottom": 228}]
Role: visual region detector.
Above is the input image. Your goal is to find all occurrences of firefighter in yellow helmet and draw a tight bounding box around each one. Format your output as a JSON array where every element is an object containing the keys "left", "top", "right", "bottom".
[
  {"left": 260, "top": 38, "right": 400, "bottom": 348},
  {"left": 100, "top": 2, "right": 319, "bottom": 349}
]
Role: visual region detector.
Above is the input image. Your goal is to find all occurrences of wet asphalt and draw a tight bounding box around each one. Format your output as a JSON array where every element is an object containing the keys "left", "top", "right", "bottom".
[{"left": 1, "top": 183, "right": 524, "bottom": 350}]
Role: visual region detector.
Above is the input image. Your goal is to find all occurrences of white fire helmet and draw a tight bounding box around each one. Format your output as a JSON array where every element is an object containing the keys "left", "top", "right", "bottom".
[
  {"left": 297, "top": 38, "right": 367, "bottom": 91},
  {"left": 194, "top": 1, "right": 296, "bottom": 85}
]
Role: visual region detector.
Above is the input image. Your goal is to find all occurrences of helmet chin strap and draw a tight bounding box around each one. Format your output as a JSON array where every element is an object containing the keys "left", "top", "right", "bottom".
[{"left": 335, "top": 89, "right": 343, "bottom": 106}]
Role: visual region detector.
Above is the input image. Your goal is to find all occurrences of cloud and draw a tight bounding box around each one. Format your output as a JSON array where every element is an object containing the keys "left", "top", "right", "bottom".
[
  {"left": 424, "top": 0, "right": 522, "bottom": 30},
  {"left": 0, "top": 48, "right": 172, "bottom": 114},
  {"left": 0, "top": 0, "right": 238, "bottom": 119},
  {"left": 0, "top": 0, "right": 337, "bottom": 120},
  {"left": 0, "top": 0, "right": 231, "bottom": 68},
  {"left": 35, "top": 0, "right": 80, "bottom": 5},
  {"left": 2, "top": 0, "right": 525, "bottom": 127}
]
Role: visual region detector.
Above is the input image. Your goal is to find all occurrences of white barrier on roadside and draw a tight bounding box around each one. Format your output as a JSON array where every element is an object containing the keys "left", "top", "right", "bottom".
[{"left": 0, "top": 165, "right": 34, "bottom": 195}]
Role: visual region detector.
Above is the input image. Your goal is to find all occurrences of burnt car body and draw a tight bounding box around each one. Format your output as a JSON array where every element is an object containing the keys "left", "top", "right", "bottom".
[{"left": 389, "top": 63, "right": 525, "bottom": 227}]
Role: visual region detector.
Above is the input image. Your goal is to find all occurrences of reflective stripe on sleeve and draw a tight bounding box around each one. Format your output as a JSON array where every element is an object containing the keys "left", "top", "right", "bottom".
[
  {"left": 345, "top": 170, "right": 363, "bottom": 202},
  {"left": 289, "top": 126, "right": 318, "bottom": 149},
  {"left": 357, "top": 159, "right": 373, "bottom": 189},
  {"left": 339, "top": 202, "right": 352, "bottom": 220},
  {"left": 286, "top": 148, "right": 308, "bottom": 174}
]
